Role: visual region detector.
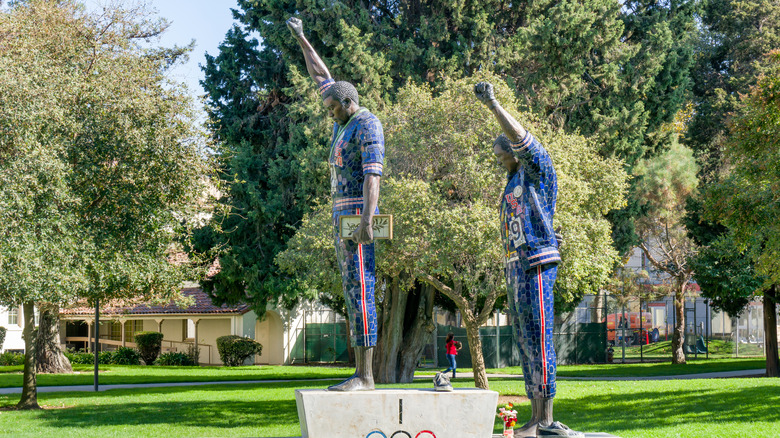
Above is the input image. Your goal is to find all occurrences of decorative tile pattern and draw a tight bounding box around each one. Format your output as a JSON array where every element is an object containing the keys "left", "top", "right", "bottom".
[
  {"left": 333, "top": 207, "right": 380, "bottom": 347},
  {"left": 329, "top": 110, "right": 385, "bottom": 211},
  {"left": 500, "top": 132, "right": 560, "bottom": 399},
  {"left": 499, "top": 132, "right": 560, "bottom": 272},
  {"left": 506, "top": 263, "right": 558, "bottom": 399},
  {"left": 326, "top": 106, "right": 384, "bottom": 347}
]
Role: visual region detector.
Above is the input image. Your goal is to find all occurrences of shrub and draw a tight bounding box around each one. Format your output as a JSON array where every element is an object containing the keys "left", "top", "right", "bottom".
[
  {"left": 111, "top": 346, "right": 141, "bottom": 365},
  {"left": 216, "top": 335, "right": 262, "bottom": 367},
  {"left": 0, "top": 351, "right": 25, "bottom": 366},
  {"left": 64, "top": 349, "right": 94, "bottom": 365},
  {"left": 0, "top": 326, "right": 6, "bottom": 351},
  {"left": 135, "top": 331, "right": 164, "bottom": 365},
  {"left": 185, "top": 343, "right": 200, "bottom": 365},
  {"left": 154, "top": 351, "right": 196, "bottom": 366},
  {"left": 98, "top": 350, "right": 113, "bottom": 364}
]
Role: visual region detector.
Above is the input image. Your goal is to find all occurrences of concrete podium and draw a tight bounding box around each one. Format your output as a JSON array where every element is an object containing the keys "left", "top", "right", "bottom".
[{"left": 295, "top": 388, "right": 498, "bottom": 438}]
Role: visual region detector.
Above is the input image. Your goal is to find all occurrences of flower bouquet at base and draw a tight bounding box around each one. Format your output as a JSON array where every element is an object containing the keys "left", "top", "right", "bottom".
[{"left": 497, "top": 402, "right": 518, "bottom": 437}]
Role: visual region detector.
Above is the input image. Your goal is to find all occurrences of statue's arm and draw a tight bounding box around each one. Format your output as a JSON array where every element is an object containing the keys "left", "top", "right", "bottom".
[
  {"left": 358, "top": 174, "right": 380, "bottom": 240},
  {"left": 473, "top": 82, "right": 527, "bottom": 143},
  {"left": 287, "top": 17, "right": 332, "bottom": 86},
  {"left": 352, "top": 120, "right": 385, "bottom": 244}
]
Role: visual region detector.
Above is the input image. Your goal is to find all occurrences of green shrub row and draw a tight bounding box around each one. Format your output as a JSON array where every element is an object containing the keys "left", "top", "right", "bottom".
[
  {"left": 0, "top": 351, "right": 24, "bottom": 366},
  {"left": 154, "top": 352, "right": 196, "bottom": 366},
  {"left": 65, "top": 344, "right": 199, "bottom": 366}
]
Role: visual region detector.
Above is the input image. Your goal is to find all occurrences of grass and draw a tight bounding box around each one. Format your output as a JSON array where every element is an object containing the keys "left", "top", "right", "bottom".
[
  {"left": 0, "top": 364, "right": 354, "bottom": 388},
  {"left": 1, "top": 377, "right": 778, "bottom": 437},
  {"left": 490, "top": 357, "right": 767, "bottom": 378},
  {"left": 415, "top": 357, "right": 766, "bottom": 378},
  {"left": 613, "top": 339, "right": 765, "bottom": 359},
  {"left": 0, "top": 357, "right": 766, "bottom": 389}
]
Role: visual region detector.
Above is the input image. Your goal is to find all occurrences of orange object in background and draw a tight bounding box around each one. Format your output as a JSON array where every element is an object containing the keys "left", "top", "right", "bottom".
[{"left": 605, "top": 312, "right": 653, "bottom": 343}]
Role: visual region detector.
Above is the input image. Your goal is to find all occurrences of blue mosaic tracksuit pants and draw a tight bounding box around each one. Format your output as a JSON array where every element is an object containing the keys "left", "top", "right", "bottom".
[
  {"left": 506, "top": 262, "right": 558, "bottom": 399},
  {"left": 333, "top": 207, "right": 378, "bottom": 347}
]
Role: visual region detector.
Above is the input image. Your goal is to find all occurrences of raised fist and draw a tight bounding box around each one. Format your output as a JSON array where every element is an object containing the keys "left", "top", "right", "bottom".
[
  {"left": 474, "top": 82, "right": 496, "bottom": 105},
  {"left": 286, "top": 17, "right": 304, "bottom": 38}
]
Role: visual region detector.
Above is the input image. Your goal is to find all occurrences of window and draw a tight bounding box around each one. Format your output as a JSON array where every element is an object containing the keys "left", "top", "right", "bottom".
[
  {"left": 8, "top": 307, "right": 18, "bottom": 325},
  {"left": 124, "top": 320, "right": 144, "bottom": 342}
]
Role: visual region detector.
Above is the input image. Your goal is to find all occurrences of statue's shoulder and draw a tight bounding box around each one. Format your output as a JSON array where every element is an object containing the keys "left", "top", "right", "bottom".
[{"left": 356, "top": 109, "right": 382, "bottom": 131}]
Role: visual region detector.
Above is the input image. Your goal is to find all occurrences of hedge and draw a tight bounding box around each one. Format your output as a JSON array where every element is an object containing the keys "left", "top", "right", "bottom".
[
  {"left": 216, "top": 335, "right": 262, "bottom": 367},
  {"left": 155, "top": 351, "right": 196, "bottom": 366},
  {"left": 135, "top": 331, "right": 164, "bottom": 365}
]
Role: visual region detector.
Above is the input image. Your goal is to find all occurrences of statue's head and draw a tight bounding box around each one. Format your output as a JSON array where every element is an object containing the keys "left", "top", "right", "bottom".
[
  {"left": 493, "top": 134, "right": 519, "bottom": 173},
  {"left": 322, "top": 81, "right": 360, "bottom": 125}
]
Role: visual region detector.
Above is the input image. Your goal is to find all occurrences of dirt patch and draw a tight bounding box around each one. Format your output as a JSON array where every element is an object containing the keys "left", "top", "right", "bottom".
[
  {"left": 0, "top": 404, "right": 74, "bottom": 411},
  {"left": 497, "top": 395, "right": 529, "bottom": 406}
]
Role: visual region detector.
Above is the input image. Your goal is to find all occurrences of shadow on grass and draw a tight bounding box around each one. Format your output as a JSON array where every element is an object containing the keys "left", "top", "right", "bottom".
[
  {"left": 13, "top": 378, "right": 780, "bottom": 436},
  {"left": 554, "top": 383, "right": 780, "bottom": 434},
  {"left": 30, "top": 382, "right": 311, "bottom": 432}
]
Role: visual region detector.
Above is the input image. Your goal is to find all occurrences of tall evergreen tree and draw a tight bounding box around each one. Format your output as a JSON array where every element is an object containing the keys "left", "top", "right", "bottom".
[
  {"left": 195, "top": 0, "right": 698, "bottom": 316},
  {"left": 687, "top": 0, "right": 780, "bottom": 178}
]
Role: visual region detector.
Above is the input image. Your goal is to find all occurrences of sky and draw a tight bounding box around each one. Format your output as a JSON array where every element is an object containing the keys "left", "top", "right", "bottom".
[{"left": 86, "top": 0, "right": 243, "bottom": 99}]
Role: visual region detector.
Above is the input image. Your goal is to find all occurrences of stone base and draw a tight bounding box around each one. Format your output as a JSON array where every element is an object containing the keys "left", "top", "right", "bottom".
[{"left": 295, "top": 388, "right": 498, "bottom": 438}]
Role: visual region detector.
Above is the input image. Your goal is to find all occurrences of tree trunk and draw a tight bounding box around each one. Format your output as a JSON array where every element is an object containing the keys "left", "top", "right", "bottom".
[
  {"left": 763, "top": 285, "right": 778, "bottom": 377},
  {"left": 17, "top": 301, "right": 40, "bottom": 410},
  {"left": 374, "top": 277, "right": 407, "bottom": 383},
  {"left": 671, "top": 283, "right": 686, "bottom": 364},
  {"left": 374, "top": 279, "right": 435, "bottom": 384},
  {"left": 36, "top": 303, "right": 72, "bottom": 374},
  {"left": 591, "top": 291, "right": 604, "bottom": 323},
  {"left": 397, "top": 284, "right": 435, "bottom": 382},
  {"left": 464, "top": 314, "right": 489, "bottom": 390}
]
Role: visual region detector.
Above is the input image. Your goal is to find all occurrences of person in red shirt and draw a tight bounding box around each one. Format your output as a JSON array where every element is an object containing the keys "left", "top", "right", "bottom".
[{"left": 442, "top": 332, "right": 461, "bottom": 378}]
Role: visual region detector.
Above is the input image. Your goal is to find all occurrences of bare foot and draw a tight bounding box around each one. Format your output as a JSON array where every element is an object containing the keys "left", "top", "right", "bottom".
[{"left": 327, "top": 374, "right": 374, "bottom": 391}]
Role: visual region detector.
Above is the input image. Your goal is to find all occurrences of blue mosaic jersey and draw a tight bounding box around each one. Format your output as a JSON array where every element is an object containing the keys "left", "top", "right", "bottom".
[
  {"left": 318, "top": 78, "right": 384, "bottom": 210},
  {"left": 327, "top": 108, "right": 385, "bottom": 211},
  {"left": 499, "top": 131, "right": 560, "bottom": 271}
]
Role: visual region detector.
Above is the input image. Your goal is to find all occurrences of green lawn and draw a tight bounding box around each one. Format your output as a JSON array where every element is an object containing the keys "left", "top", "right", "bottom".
[
  {"left": 0, "top": 357, "right": 766, "bottom": 389},
  {"left": 0, "top": 364, "right": 354, "bottom": 388},
  {"left": 611, "top": 339, "right": 765, "bottom": 359},
  {"left": 490, "top": 357, "right": 767, "bottom": 378},
  {"left": 1, "top": 377, "right": 778, "bottom": 437},
  {"left": 415, "top": 357, "right": 766, "bottom": 378}
]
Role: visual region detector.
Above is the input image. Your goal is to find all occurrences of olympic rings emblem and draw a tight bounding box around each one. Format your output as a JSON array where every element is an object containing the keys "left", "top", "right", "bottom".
[{"left": 365, "top": 431, "right": 436, "bottom": 438}]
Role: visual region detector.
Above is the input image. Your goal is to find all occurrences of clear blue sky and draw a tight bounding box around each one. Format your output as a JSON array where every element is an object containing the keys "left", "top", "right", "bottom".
[{"left": 87, "top": 1, "right": 242, "bottom": 99}]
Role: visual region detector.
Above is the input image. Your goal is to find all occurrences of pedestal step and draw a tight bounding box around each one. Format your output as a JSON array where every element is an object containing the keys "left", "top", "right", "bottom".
[{"left": 295, "top": 388, "right": 499, "bottom": 438}]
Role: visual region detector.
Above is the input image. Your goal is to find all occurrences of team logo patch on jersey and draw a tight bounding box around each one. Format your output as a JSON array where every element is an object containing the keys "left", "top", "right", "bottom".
[
  {"left": 333, "top": 141, "right": 344, "bottom": 167},
  {"left": 505, "top": 193, "right": 519, "bottom": 211}
]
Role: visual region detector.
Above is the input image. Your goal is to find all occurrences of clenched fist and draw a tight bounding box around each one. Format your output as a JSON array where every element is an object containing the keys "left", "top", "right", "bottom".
[
  {"left": 286, "top": 17, "right": 304, "bottom": 38},
  {"left": 474, "top": 81, "right": 496, "bottom": 106}
]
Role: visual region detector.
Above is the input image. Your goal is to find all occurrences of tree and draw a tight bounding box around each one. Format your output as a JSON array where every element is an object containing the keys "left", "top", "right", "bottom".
[
  {"left": 278, "top": 75, "right": 627, "bottom": 387},
  {"left": 195, "top": 0, "right": 696, "bottom": 319},
  {"left": 687, "top": 0, "right": 780, "bottom": 179},
  {"left": 0, "top": 0, "right": 208, "bottom": 409},
  {"left": 702, "top": 51, "right": 780, "bottom": 376},
  {"left": 633, "top": 140, "right": 699, "bottom": 364}
]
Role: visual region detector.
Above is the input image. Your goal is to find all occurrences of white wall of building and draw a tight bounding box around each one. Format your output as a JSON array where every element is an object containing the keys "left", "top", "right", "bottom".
[{"left": 0, "top": 305, "right": 25, "bottom": 352}]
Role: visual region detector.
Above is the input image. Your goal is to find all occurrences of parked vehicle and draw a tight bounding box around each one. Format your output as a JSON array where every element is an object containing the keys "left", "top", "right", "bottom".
[{"left": 605, "top": 312, "right": 653, "bottom": 344}]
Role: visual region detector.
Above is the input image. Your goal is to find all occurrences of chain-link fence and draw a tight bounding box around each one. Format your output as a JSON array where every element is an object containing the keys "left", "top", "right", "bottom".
[{"left": 285, "top": 294, "right": 776, "bottom": 364}]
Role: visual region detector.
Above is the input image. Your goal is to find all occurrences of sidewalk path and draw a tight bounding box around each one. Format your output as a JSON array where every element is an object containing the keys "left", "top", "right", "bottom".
[{"left": 0, "top": 369, "right": 765, "bottom": 395}]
